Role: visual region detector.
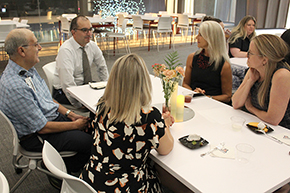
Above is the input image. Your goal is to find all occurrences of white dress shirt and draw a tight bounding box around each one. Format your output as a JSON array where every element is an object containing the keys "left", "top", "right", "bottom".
[{"left": 54, "top": 37, "right": 109, "bottom": 108}]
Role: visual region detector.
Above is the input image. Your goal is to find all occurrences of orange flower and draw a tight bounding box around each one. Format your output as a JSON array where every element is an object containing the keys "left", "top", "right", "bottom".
[
  {"left": 163, "top": 69, "right": 176, "bottom": 80},
  {"left": 175, "top": 66, "right": 185, "bottom": 77}
]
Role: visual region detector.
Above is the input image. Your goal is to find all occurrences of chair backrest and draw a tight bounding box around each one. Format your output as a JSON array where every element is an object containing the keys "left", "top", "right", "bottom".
[
  {"left": 121, "top": 19, "right": 128, "bottom": 33},
  {"left": 20, "top": 19, "right": 28, "bottom": 24},
  {"left": 0, "top": 24, "right": 16, "bottom": 42},
  {"left": 93, "top": 14, "right": 101, "bottom": 18},
  {"left": 42, "top": 141, "right": 96, "bottom": 192},
  {"left": 132, "top": 15, "right": 143, "bottom": 30},
  {"left": 42, "top": 140, "right": 72, "bottom": 179},
  {"left": 117, "top": 13, "right": 125, "bottom": 27},
  {"left": 0, "top": 110, "right": 19, "bottom": 157},
  {"left": 61, "top": 178, "right": 97, "bottom": 193},
  {"left": 60, "top": 17, "right": 71, "bottom": 34},
  {"left": 195, "top": 13, "right": 206, "bottom": 16},
  {"left": 12, "top": 17, "right": 20, "bottom": 22},
  {"left": 61, "top": 14, "right": 77, "bottom": 18},
  {"left": 0, "top": 171, "right": 9, "bottom": 193},
  {"left": 42, "top": 61, "right": 56, "bottom": 94},
  {"left": 157, "top": 17, "right": 172, "bottom": 31},
  {"left": 178, "top": 14, "right": 189, "bottom": 27}
]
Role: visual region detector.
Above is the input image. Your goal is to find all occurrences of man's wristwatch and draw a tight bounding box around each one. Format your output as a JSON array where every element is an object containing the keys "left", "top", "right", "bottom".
[{"left": 65, "top": 110, "right": 71, "bottom": 117}]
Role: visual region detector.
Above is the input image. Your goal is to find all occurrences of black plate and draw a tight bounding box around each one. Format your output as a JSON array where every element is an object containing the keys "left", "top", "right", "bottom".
[
  {"left": 246, "top": 123, "right": 274, "bottom": 134},
  {"left": 179, "top": 135, "right": 209, "bottom": 149}
]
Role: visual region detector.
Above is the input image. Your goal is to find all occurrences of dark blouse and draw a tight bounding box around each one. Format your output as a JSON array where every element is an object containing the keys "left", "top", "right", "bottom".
[
  {"left": 250, "top": 64, "right": 290, "bottom": 129},
  {"left": 80, "top": 105, "right": 166, "bottom": 192},
  {"left": 190, "top": 50, "right": 225, "bottom": 96},
  {"left": 229, "top": 36, "right": 250, "bottom": 58}
]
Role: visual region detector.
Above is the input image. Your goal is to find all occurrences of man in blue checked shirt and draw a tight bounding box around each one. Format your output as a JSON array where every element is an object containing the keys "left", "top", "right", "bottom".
[{"left": 0, "top": 29, "right": 93, "bottom": 177}]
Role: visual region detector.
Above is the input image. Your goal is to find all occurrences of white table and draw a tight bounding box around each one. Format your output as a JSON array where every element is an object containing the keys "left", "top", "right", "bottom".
[
  {"left": 0, "top": 20, "right": 30, "bottom": 28},
  {"left": 67, "top": 75, "right": 290, "bottom": 193},
  {"left": 229, "top": 57, "right": 248, "bottom": 68}
]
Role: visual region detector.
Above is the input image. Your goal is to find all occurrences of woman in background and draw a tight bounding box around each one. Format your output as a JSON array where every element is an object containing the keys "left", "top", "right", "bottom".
[
  {"left": 183, "top": 21, "right": 232, "bottom": 104},
  {"left": 80, "top": 53, "right": 175, "bottom": 192},
  {"left": 228, "top": 15, "right": 256, "bottom": 58},
  {"left": 232, "top": 34, "right": 290, "bottom": 129}
]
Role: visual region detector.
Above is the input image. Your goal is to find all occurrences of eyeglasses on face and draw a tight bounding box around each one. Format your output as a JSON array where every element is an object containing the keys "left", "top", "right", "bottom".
[
  {"left": 247, "top": 51, "right": 263, "bottom": 58},
  {"left": 74, "top": 27, "right": 94, "bottom": 33},
  {"left": 21, "top": 43, "right": 40, "bottom": 48}
]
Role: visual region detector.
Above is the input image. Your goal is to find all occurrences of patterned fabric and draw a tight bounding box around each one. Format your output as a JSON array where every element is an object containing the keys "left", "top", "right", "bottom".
[
  {"left": 197, "top": 50, "right": 209, "bottom": 69},
  {"left": 231, "top": 64, "right": 248, "bottom": 91},
  {"left": 250, "top": 64, "right": 290, "bottom": 129},
  {"left": 80, "top": 105, "right": 166, "bottom": 192},
  {"left": 0, "top": 60, "right": 59, "bottom": 138},
  {"left": 190, "top": 50, "right": 225, "bottom": 96}
]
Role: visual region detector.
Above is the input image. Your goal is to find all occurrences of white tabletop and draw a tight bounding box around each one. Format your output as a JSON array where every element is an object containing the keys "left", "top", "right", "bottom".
[
  {"left": 230, "top": 57, "right": 248, "bottom": 68},
  {"left": 0, "top": 20, "right": 30, "bottom": 28},
  {"left": 87, "top": 17, "right": 115, "bottom": 24},
  {"left": 67, "top": 75, "right": 290, "bottom": 193}
]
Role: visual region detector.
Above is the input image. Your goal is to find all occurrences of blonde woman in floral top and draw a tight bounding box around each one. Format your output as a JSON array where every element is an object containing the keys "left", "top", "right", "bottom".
[{"left": 80, "top": 53, "right": 174, "bottom": 192}]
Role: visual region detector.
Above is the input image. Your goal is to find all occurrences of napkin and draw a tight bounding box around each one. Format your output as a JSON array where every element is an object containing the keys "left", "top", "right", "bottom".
[
  {"left": 89, "top": 81, "right": 107, "bottom": 89},
  {"left": 210, "top": 144, "right": 235, "bottom": 159},
  {"left": 272, "top": 134, "right": 290, "bottom": 146}
]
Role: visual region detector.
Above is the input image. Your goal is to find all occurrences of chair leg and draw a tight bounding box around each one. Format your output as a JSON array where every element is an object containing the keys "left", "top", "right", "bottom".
[{"left": 10, "top": 169, "right": 33, "bottom": 193}]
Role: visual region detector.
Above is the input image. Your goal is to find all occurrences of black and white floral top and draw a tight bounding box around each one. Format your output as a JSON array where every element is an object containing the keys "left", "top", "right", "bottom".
[{"left": 80, "top": 104, "right": 166, "bottom": 192}]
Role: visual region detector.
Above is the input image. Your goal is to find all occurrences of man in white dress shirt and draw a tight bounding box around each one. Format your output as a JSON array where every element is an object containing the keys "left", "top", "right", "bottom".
[{"left": 53, "top": 15, "right": 109, "bottom": 108}]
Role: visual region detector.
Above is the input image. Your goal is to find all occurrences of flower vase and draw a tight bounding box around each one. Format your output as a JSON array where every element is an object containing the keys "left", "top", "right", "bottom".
[{"left": 162, "top": 98, "right": 171, "bottom": 113}]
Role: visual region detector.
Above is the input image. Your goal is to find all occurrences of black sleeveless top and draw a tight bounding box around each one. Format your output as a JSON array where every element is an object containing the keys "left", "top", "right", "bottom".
[
  {"left": 250, "top": 64, "right": 290, "bottom": 129},
  {"left": 190, "top": 50, "right": 225, "bottom": 96}
]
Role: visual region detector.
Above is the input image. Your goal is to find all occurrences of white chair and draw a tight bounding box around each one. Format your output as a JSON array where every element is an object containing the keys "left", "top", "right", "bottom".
[
  {"left": 12, "top": 17, "right": 20, "bottom": 22},
  {"left": 106, "top": 19, "right": 131, "bottom": 55},
  {"left": 60, "top": 16, "right": 71, "bottom": 43},
  {"left": 153, "top": 17, "right": 174, "bottom": 52},
  {"left": 61, "top": 14, "right": 77, "bottom": 18},
  {"left": 177, "top": 14, "right": 191, "bottom": 43},
  {"left": 20, "top": 19, "right": 28, "bottom": 24},
  {"left": 117, "top": 13, "right": 125, "bottom": 33},
  {"left": 42, "top": 61, "right": 56, "bottom": 94},
  {"left": 0, "top": 110, "right": 76, "bottom": 193},
  {"left": 93, "top": 14, "right": 101, "bottom": 18},
  {"left": 0, "top": 24, "right": 16, "bottom": 60},
  {"left": 0, "top": 171, "right": 9, "bottom": 193},
  {"left": 132, "top": 15, "right": 148, "bottom": 46},
  {"left": 42, "top": 141, "right": 97, "bottom": 193}
]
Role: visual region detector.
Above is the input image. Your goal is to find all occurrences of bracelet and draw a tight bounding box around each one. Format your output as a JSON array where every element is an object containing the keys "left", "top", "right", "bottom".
[{"left": 65, "top": 110, "right": 71, "bottom": 117}]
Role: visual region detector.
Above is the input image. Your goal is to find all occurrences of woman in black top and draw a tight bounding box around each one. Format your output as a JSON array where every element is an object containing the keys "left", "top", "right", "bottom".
[{"left": 228, "top": 15, "right": 256, "bottom": 58}]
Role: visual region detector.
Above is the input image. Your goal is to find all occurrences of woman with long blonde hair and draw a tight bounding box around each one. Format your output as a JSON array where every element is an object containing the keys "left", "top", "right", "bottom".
[
  {"left": 228, "top": 15, "right": 256, "bottom": 58},
  {"left": 232, "top": 34, "right": 290, "bottom": 129},
  {"left": 182, "top": 21, "right": 232, "bottom": 103},
  {"left": 80, "top": 53, "right": 175, "bottom": 192}
]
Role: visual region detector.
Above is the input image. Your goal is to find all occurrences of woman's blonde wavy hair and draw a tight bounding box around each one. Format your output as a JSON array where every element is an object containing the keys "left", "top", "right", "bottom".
[
  {"left": 97, "top": 53, "right": 152, "bottom": 125},
  {"left": 228, "top": 15, "right": 256, "bottom": 44},
  {"left": 252, "top": 34, "right": 290, "bottom": 108},
  {"left": 196, "top": 21, "right": 229, "bottom": 70}
]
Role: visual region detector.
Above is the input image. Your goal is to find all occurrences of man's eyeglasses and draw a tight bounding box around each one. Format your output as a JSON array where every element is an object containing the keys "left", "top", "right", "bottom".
[
  {"left": 74, "top": 27, "right": 94, "bottom": 33},
  {"left": 22, "top": 43, "right": 40, "bottom": 48},
  {"left": 247, "top": 51, "right": 263, "bottom": 58}
]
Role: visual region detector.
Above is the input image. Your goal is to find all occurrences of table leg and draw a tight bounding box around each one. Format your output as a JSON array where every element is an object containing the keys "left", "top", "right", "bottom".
[{"left": 148, "top": 21, "right": 151, "bottom": 51}]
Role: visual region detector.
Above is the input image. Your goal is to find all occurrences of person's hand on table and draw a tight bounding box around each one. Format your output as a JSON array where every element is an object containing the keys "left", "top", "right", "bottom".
[
  {"left": 194, "top": 87, "right": 205, "bottom": 94},
  {"left": 163, "top": 111, "right": 175, "bottom": 127}
]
